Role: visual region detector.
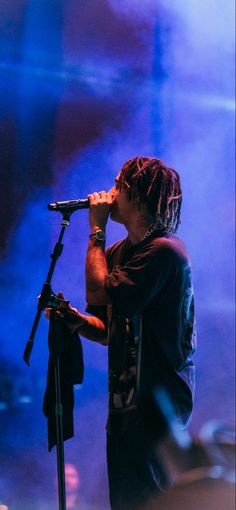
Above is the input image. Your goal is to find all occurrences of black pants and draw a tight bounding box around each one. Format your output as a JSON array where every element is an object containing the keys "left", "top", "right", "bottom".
[{"left": 106, "top": 414, "right": 168, "bottom": 510}]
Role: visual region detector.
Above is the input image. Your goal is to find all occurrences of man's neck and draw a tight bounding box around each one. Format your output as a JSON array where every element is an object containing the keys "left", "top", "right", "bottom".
[{"left": 125, "top": 214, "right": 156, "bottom": 246}]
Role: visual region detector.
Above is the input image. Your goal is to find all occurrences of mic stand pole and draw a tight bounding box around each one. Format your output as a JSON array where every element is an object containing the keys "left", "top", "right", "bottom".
[
  {"left": 23, "top": 210, "right": 72, "bottom": 510},
  {"left": 48, "top": 308, "right": 67, "bottom": 510}
]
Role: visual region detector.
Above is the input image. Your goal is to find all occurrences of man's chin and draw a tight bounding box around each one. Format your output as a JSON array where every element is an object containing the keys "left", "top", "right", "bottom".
[{"left": 110, "top": 211, "right": 121, "bottom": 224}]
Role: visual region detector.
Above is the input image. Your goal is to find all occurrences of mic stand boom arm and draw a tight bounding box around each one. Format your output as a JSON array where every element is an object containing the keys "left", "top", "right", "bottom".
[{"left": 23, "top": 211, "right": 71, "bottom": 365}]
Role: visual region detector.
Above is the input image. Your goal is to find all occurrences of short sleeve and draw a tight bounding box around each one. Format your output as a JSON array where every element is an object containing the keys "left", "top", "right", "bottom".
[
  {"left": 85, "top": 303, "right": 108, "bottom": 327},
  {"left": 104, "top": 242, "right": 175, "bottom": 317}
]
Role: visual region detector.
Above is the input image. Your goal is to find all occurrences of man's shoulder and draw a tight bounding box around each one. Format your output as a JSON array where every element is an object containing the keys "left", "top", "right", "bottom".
[
  {"left": 105, "top": 238, "right": 126, "bottom": 259},
  {"left": 149, "top": 232, "right": 190, "bottom": 264}
]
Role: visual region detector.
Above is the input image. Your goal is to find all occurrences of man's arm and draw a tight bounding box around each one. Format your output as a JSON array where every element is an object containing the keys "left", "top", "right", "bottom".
[
  {"left": 72, "top": 310, "right": 108, "bottom": 345},
  {"left": 86, "top": 237, "right": 111, "bottom": 305},
  {"left": 86, "top": 190, "right": 113, "bottom": 305}
]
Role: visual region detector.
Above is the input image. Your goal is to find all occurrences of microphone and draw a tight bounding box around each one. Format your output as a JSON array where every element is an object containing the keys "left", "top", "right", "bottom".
[{"left": 48, "top": 199, "right": 89, "bottom": 212}]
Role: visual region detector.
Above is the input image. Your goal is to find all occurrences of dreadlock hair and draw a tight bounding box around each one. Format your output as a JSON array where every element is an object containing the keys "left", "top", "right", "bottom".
[{"left": 116, "top": 156, "right": 182, "bottom": 233}]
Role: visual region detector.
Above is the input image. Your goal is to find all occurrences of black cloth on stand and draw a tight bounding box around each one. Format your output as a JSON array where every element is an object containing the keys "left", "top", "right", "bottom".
[{"left": 43, "top": 324, "right": 84, "bottom": 451}]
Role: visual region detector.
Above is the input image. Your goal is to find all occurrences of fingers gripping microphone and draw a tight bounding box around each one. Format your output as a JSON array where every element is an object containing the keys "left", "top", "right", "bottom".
[{"left": 48, "top": 199, "right": 89, "bottom": 212}]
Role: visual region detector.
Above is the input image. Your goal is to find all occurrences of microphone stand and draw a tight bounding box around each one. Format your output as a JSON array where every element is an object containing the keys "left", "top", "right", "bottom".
[{"left": 23, "top": 209, "right": 73, "bottom": 510}]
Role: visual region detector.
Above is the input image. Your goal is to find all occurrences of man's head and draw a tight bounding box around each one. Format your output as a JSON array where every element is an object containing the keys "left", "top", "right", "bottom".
[{"left": 112, "top": 156, "right": 182, "bottom": 233}]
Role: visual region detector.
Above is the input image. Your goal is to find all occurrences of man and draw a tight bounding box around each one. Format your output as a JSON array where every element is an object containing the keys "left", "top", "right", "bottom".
[{"left": 54, "top": 156, "right": 196, "bottom": 510}]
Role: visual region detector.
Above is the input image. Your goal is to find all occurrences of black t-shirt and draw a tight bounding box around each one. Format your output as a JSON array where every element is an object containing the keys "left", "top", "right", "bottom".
[{"left": 87, "top": 230, "right": 196, "bottom": 430}]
